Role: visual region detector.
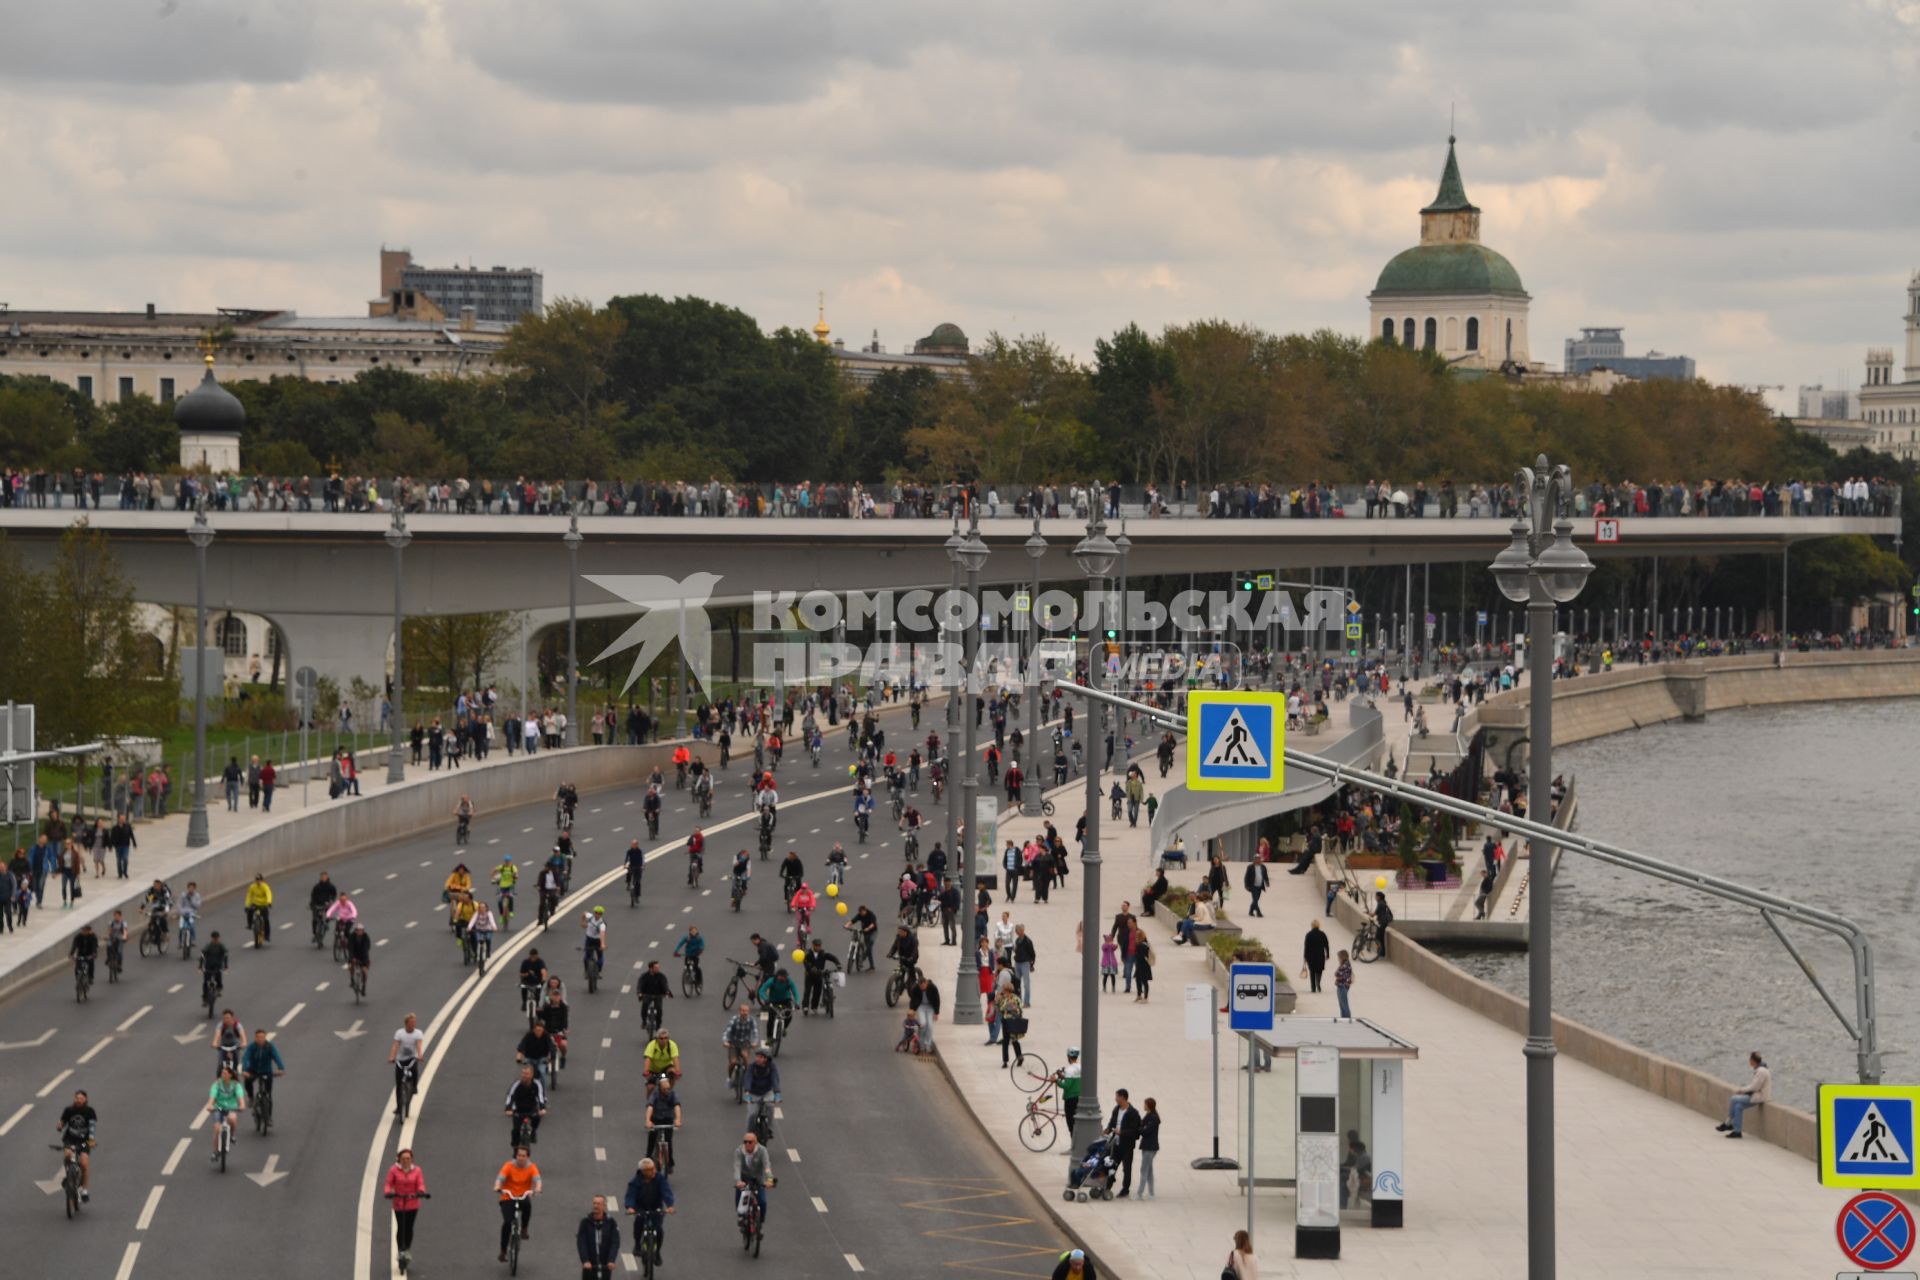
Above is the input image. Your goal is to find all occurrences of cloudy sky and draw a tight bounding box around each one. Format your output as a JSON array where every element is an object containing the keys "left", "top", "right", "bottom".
[{"left": 3, "top": 0, "right": 1917, "bottom": 399}]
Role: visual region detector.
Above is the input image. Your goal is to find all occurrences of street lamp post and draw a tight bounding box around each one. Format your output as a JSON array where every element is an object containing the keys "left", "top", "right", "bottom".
[
  {"left": 385, "top": 507, "right": 412, "bottom": 785},
  {"left": 954, "top": 510, "right": 990, "bottom": 1025},
  {"left": 564, "top": 513, "right": 583, "bottom": 747},
  {"left": 1021, "top": 510, "right": 1047, "bottom": 815},
  {"left": 1071, "top": 509, "right": 1119, "bottom": 1151},
  {"left": 943, "top": 513, "right": 965, "bottom": 908},
  {"left": 1489, "top": 454, "right": 1595, "bottom": 1280},
  {"left": 185, "top": 499, "right": 214, "bottom": 848},
  {"left": 1113, "top": 520, "right": 1131, "bottom": 752}
]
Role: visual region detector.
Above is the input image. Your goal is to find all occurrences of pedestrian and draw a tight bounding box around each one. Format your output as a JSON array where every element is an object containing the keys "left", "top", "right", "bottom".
[
  {"left": 1104, "top": 1089, "right": 1142, "bottom": 1196},
  {"left": 1012, "top": 924, "right": 1036, "bottom": 1005},
  {"left": 0, "top": 858, "right": 15, "bottom": 933},
  {"left": 1049, "top": 1248, "right": 1098, "bottom": 1280},
  {"left": 1132, "top": 939, "right": 1154, "bottom": 1002},
  {"left": 247, "top": 755, "right": 262, "bottom": 809},
  {"left": 1099, "top": 934, "right": 1118, "bottom": 992},
  {"left": 1303, "top": 919, "right": 1330, "bottom": 993},
  {"left": 107, "top": 814, "right": 135, "bottom": 879},
  {"left": 85, "top": 818, "right": 105, "bottom": 877},
  {"left": 1002, "top": 840, "right": 1022, "bottom": 902},
  {"left": 909, "top": 974, "right": 941, "bottom": 1054},
  {"left": 996, "top": 985, "right": 1026, "bottom": 1067},
  {"left": 1334, "top": 949, "right": 1354, "bottom": 1019},
  {"left": 1225, "top": 1228, "right": 1258, "bottom": 1278},
  {"left": 259, "top": 760, "right": 277, "bottom": 811},
  {"left": 1244, "top": 856, "right": 1269, "bottom": 917},
  {"left": 222, "top": 756, "right": 242, "bottom": 811},
  {"left": 1716, "top": 1051, "right": 1772, "bottom": 1139},
  {"left": 1372, "top": 891, "right": 1393, "bottom": 958},
  {"left": 60, "top": 840, "right": 83, "bottom": 907},
  {"left": 1474, "top": 865, "right": 1496, "bottom": 920},
  {"left": 383, "top": 1148, "right": 428, "bottom": 1270},
  {"left": 1138, "top": 1096, "right": 1160, "bottom": 1199}
]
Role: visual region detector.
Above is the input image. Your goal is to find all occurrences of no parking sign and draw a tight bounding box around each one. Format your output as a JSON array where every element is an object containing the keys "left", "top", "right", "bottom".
[{"left": 1837, "top": 1191, "right": 1916, "bottom": 1271}]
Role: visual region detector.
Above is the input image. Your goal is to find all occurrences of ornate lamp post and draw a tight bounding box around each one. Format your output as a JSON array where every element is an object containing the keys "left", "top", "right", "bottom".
[
  {"left": 1021, "top": 511, "right": 1047, "bottom": 815},
  {"left": 953, "top": 509, "right": 989, "bottom": 1025},
  {"left": 564, "top": 513, "right": 583, "bottom": 746},
  {"left": 1070, "top": 509, "right": 1118, "bottom": 1149},
  {"left": 1488, "top": 455, "right": 1594, "bottom": 1280},
  {"left": 385, "top": 506, "right": 412, "bottom": 785},
  {"left": 942, "top": 513, "right": 965, "bottom": 899},
  {"left": 185, "top": 499, "right": 214, "bottom": 847}
]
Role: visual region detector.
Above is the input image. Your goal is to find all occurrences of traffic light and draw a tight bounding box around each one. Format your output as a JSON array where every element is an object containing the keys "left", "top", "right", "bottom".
[
  {"left": 1104, "top": 629, "right": 1118, "bottom": 641},
  {"left": 1240, "top": 576, "right": 1255, "bottom": 592}
]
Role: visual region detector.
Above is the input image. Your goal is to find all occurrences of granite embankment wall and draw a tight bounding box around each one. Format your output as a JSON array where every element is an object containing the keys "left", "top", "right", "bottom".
[{"left": 1349, "top": 648, "right": 1920, "bottom": 1164}]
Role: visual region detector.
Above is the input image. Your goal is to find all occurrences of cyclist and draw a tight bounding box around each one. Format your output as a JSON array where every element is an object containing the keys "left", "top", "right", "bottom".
[
  {"left": 907, "top": 747, "right": 923, "bottom": 791},
  {"left": 756, "top": 968, "right": 800, "bottom": 1040},
  {"left": 469, "top": 899, "right": 497, "bottom": 961},
  {"left": 778, "top": 850, "right": 804, "bottom": 907},
  {"left": 888, "top": 925, "right": 920, "bottom": 986},
  {"left": 692, "top": 766, "right": 714, "bottom": 815},
  {"left": 624, "top": 1157, "right": 676, "bottom": 1264},
  {"left": 646, "top": 764, "right": 665, "bottom": 792},
  {"left": 450, "top": 890, "right": 478, "bottom": 952},
  {"left": 308, "top": 871, "right": 338, "bottom": 939},
  {"left": 211, "top": 1009, "right": 248, "bottom": 1075},
  {"left": 178, "top": 881, "right": 203, "bottom": 951},
  {"left": 538, "top": 981, "right": 571, "bottom": 1069},
  {"left": 750, "top": 932, "right": 779, "bottom": 984},
  {"left": 754, "top": 783, "right": 779, "bottom": 835},
  {"left": 730, "top": 849, "right": 752, "bottom": 905},
  {"left": 243, "top": 873, "right": 274, "bottom": 946},
  {"left": 140, "top": 878, "right": 173, "bottom": 947},
  {"left": 518, "top": 950, "right": 550, "bottom": 1014},
  {"left": 767, "top": 729, "right": 784, "bottom": 766},
  {"left": 55, "top": 1089, "right": 96, "bottom": 1204},
  {"left": 389, "top": 1013, "right": 427, "bottom": 1114},
  {"left": 206, "top": 1063, "right": 246, "bottom": 1161},
  {"left": 623, "top": 840, "right": 646, "bottom": 901},
  {"left": 323, "top": 889, "right": 359, "bottom": 941},
  {"left": 636, "top": 959, "right": 672, "bottom": 1028},
  {"left": 801, "top": 937, "right": 840, "bottom": 1012},
  {"left": 494, "top": 1144, "right": 542, "bottom": 1260},
  {"left": 555, "top": 781, "right": 579, "bottom": 827},
  {"left": 581, "top": 906, "right": 609, "bottom": 980},
  {"left": 671, "top": 925, "right": 705, "bottom": 988},
  {"left": 454, "top": 794, "right": 474, "bottom": 843},
  {"left": 721, "top": 1003, "right": 756, "bottom": 1088},
  {"left": 807, "top": 726, "right": 823, "bottom": 765},
  {"left": 537, "top": 862, "right": 564, "bottom": 922},
  {"left": 852, "top": 786, "right": 874, "bottom": 840},
  {"left": 552, "top": 827, "right": 575, "bottom": 868},
  {"left": 846, "top": 905, "right": 879, "bottom": 970},
  {"left": 687, "top": 826, "right": 706, "bottom": 876},
  {"left": 643, "top": 1074, "right": 682, "bottom": 1172},
  {"left": 632, "top": 1021, "right": 674, "bottom": 1076},
  {"left": 240, "top": 1027, "right": 285, "bottom": 1115},
  {"left": 516, "top": 1021, "right": 557, "bottom": 1086},
  {"left": 346, "top": 922, "right": 373, "bottom": 989},
  {"left": 789, "top": 881, "right": 818, "bottom": 937},
  {"left": 577, "top": 1194, "right": 621, "bottom": 1278},
  {"left": 671, "top": 743, "right": 691, "bottom": 788},
  {"left": 825, "top": 843, "right": 849, "bottom": 886},
  {"left": 442, "top": 863, "right": 473, "bottom": 911},
  {"left": 104, "top": 911, "right": 129, "bottom": 975},
  {"left": 503, "top": 1066, "right": 547, "bottom": 1149},
  {"left": 491, "top": 855, "right": 519, "bottom": 918},
  {"left": 199, "top": 929, "right": 230, "bottom": 997},
  {"left": 743, "top": 1045, "right": 781, "bottom": 1126}
]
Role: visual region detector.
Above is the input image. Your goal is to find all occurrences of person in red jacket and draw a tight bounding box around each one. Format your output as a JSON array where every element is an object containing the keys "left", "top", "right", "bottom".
[{"left": 383, "top": 1147, "right": 430, "bottom": 1268}]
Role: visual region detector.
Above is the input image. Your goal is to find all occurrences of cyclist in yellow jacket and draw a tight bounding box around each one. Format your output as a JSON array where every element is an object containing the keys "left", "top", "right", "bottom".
[{"left": 243, "top": 874, "right": 274, "bottom": 946}]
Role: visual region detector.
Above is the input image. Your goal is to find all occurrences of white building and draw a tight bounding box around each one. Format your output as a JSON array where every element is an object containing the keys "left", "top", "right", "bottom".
[
  {"left": 1368, "top": 138, "right": 1532, "bottom": 372},
  {"left": 1857, "top": 271, "right": 1920, "bottom": 461}
]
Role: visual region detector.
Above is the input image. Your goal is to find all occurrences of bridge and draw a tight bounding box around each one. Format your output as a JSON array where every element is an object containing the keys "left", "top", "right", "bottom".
[{"left": 1, "top": 507, "right": 1897, "bottom": 698}]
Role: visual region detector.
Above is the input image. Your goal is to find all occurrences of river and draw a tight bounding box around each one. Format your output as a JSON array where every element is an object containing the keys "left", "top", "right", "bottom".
[{"left": 1444, "top": 697, "right": 1920, "bottom": 1094}]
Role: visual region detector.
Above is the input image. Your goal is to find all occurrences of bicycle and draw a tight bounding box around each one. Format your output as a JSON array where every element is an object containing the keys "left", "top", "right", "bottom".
[
  {"left": 737, "top": 1180, "right": 768, "bottom": 1257},
  {"left": 350, "top": 958, "right": 368, "bottom": 1003},
  {"left": 395, "top": 1059, "right": 420, "bottom": 1120},
  {"left": 106, "top": 938, "right": 123, "bottom": 984},
  {"left": 757, "top": 823, "right": 773, "bottom": 860},
  {"left": 179, "top": 914, "right": 197, "bottom": 960},
  {"left": 891, "top": 792, "right": 905, "bottom": 823},
  {"left": 502, "top": 1191, "right": 533, "bottom": 1274},
  {"left": 310, "top": 905, "right": 327, "bottom": 949},
  {"left": 680, "top": 954, "right": 702, "bottom": 998},
  {"left": 556, "top": 801, "right": 575, "bottom": 831},
  {"left": 675, "top": 761, "right": 687, "bottom": 790},
  {"left": 520, "top": 980, "right": 543, "bottom": 1029},
  {"left": 456, "top": 812, "right": 471, "bottom": 846},
  {"left": 332, "top": 918, "right": 352, "bottom": 964},
  {"left": 1354, "top": 918, "right": 1385, "bottom": 964},
  {"left": 646, "top": 1122, "right": 675, "bottom": 1176},
  {"left": 844, "top": 930, "right": 874, "bottom": 974},
  {"left": 496, "top": 888, "right": 516, "bottom": 933},
  {"left": 745, "top": 1093, "right": 777, "bottom": 1145},
  {"left": 635, "top": 1208, "right": 664, "bottom": 1279},
  {"left": 1008, "top": 1053, "right": 1052, "bottom": 1094},
  {"left": 903, "top": 829, "right": 919, "bottom": 862},
  {"left": 249, "top": 1073, "right": 276, "bottom": 1135},
  {"left": 471, "top": 930, "right": 493, "bottom": 974},
  {"left": 730, "top": 875, "right": 747, "bottom": 913},
  {"left": 74, "top": 955, "right": 91, "bottom": 1003},
  {"left": 247, "top": 905, "right": 269, "bottom": 950},
  {"left": 819, "top": 973, "right": 837, "bottom": 1019},
  {"left": 213, "top": 1107, "right": 235, "bottom": 1173},
  {"left": 201, "top": 967, "right": 222, "bottom": 1019},
  {"left": 719, "top": 959, "right": 756, "bottom": 1010},
  {"left": 50, "top": 1143, "right": 84, "bottom": 1218},
  {"left": 640, "top": 994, "right": 665, "bottom": 1035},
  {"left": 884, "top": 962, "right": 912, "bottom": 1008},
  {"left": 855, "top": 811, "right": 869, "bottom": 844},
  {"left": 584, "top": 944, "right": 604, "bottom": 995},
  {"left": 645, "top": 808, "right": 660, "bottom": 840},
  {"left": 686, "top": 851, "right": 703, "bottom": 889},
  {"left": 537, "top": 888, "right": 558, "bottom": 931},
  {"left": 627, "top": 865, "right": 643, "bottom": 909},
  {"left": 727, "top": 1049, "right": 747, "bottom": 1104},
  {"left": 826, "top": 860, "right": 846, "bottom": 890},
  {"left": 764, "top": 1003, "right": 792, "bottom": 1056},
  {"left": 139, "top": 910, "right": 168, "bottom": 959},
  {"left": 1018, "top": 1089, "right": 1063, "bottom": 1152}
]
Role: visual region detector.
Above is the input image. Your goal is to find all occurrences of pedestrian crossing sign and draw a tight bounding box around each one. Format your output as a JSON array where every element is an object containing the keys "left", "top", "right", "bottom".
[
  {"left": 1186, "top": 691, "right": 1285, "bottom": 793},
  {"left": 1820, "top": 1084, "right": 1920, "bottom": 1188},
  {"left": 1345, "top": 622, "right": 1364, "bottom": 640}
]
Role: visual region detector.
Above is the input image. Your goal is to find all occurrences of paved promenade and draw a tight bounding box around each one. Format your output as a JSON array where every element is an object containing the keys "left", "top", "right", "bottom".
[{"left": 940, "top": 736, "right": 1856, "bottom": 1279}]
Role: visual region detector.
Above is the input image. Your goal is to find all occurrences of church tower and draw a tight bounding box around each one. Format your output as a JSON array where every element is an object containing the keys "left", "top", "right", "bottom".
[{"left": 1905, "top": 269, "right": 1920, "bottom": 382}]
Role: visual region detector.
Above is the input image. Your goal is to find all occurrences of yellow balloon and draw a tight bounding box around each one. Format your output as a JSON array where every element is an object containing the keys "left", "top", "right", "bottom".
[
  {"left": 847, "top": 764, "right": 857, "bottom": 776},
  {"left": 835, "top": 901, "right": 849, "bottom": 915},
  {"left": 1374, "top": 875, "right": 1388, "bottom": 890},
  {"left": 825, "top": 883, "right": 840, "bottom": 898},
  {"left": 791, "top": 949, "right": 806, "bottom": 964}
]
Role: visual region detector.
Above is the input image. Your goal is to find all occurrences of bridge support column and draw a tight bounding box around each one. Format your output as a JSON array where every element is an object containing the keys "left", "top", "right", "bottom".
[{"left": 267, "top": 612, "right": 391, "bottom": 709}]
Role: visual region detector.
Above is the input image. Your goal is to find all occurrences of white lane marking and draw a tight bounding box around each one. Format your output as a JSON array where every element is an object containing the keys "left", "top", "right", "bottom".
[
  {"left": 633, "top": 961, "right": 644, "bottom": 970},
  {"left": 0, "top": 1103, "right": 31, "bottom": 1135},
  {"left": 609, "top": 1008, "right": 620, "bottom": 1019},
  {"left": 601, "top": 1037, "right": 612, "bottom": 1049},
  {"left": 625, "top": 799, "right": 634, "bottom": 805},
  {"left": 352, "top": 887, "right": 365, "bottom": 894},
  {"left": 621, "top": 1255, "right": 637, "bottom": 1273},
  {"left": 812, "top": 1195, "right": 829, "bottom": 1213},
  {"left": 277, "top": 1003, "right": 306, "bottom": 1028},
  {"left": 404, "top": 921, "right": 418, "bottom": 929},
  {"left": 316, "top": 981, "right": 331, "bottom": 992},
  {"left": 773, "top": 1106, "right": 784, "bottom": 1120},
  {"left": 352, "top": 789, "right": 847, "bottom": 1280},
  {"left": 113, "top": 1242, "right": 141, "bottom": 1280},
  {"left": 386, "top": 873, "right": 398, "bottom": 881},
  {"left": 167, "top": 983, "right": 183, "bottom": 994},
  {"left": 522, "top": 826, "right": 533, "bottom": 833},
  {"left": 845, "top": 1254, "right": 865, "bottom": 1272},
  {"left": 595, "top": 1069, "right": 606, "bottom": 1082},
  {"left": 419, "top": 860, "right": 432, "bottom": 868},
  {"left": 137, "top": 1183, "right": 165, "bottom": 1229},
  {"left": 37, "top": 1068, "right": 73, "bottom": 1097},
  {"left": 117, "top": 1005, "right": 153, "bottom": 1032},
  {"left": 620, "top": 985, "right": 632, "bottom": 994},
  {"left": 787, "top": 1147, "right": 801, "bottom": 1163},
  {"left": 376, "top": 939, "right": 390, "bottom": 947},
  {"left": 611, "top": 826, "right": 623, "bottom": 833},
  {"left": 592, "top": 807, "right": 603, "bottom": 814},
  {"left": 594, "top": 1146, "right": 607, "bottom": 1162},
  {"left": 161, "top": 1137, "right": 191, "bottom": 1176},
  {"left": 190, "top": 1105, "right": 209, "bottom": 1131},
  {"left": 77, "top": 1035, "right": 115, "bottom": 1064},
  {"left": 593, "top": 1105, "right": 604, "bottom": 1119},
  {"left": 680, "top": 906, "right": 691, "bottom": 914},
  {"left": 702, "top": 889, "right": 711, "bottom": 897},
  {"left": 648, "top": 940, "right": 659, "bottom": 949},
  {"left": 860, "top": 853, "right": 868, "bottom": 859},
  {"left": 488, "top": 838, "right": 500, "bottom": 845}
]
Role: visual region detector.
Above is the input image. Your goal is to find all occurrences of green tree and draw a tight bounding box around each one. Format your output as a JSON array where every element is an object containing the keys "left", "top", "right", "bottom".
[
  {"left": 835, "top": 366, "right": 940, "bottom": 480},
  {"left": 403, "top": 612, "right": 519, "bottom": 693},
  {"left": 502, "top": 297, "right": 627, "bottom": 436},
  {"left": 84, "top": 394, "right": 176, "bottom": 473},
  {"left": 910, "top": 334, "right": 1093, "bottom": 482},
  {"left": 0, "top": 375, "right": 92, "bottom": 467}
]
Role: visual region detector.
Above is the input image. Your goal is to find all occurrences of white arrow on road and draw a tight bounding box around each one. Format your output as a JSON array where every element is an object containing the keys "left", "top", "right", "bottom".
[
  {"left": 0, "top": 1029, "right": 56, "bottom": 1051},
  {"left": 173, "top": 1024, "right": 205, "bottom": 1046},
  {"left": 334, "top": 1020, "right": 367, "bottom": 1041},
  {"left": 34, "top": 1173, "right": 65, "bottom": 1195},
  {"left": 247, "top": 1154, "right": 290, "bottom": 1187}
]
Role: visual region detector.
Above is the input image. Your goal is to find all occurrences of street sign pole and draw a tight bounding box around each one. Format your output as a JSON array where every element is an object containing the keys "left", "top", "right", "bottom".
[{"left": 1191, "top": 993, "right": 1238, "bottom": 1171}]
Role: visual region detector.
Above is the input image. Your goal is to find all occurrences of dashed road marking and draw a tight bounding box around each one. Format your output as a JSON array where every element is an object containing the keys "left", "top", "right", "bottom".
[
  {"left": 611, "top": 826, "right": 623, "bottom": 833},
  {"left": 277, "top": 1003, "right": 306, "bottom": 1028},
  {"left": 787, "top": 1147, "right": 801, "bottom": 1163},
  {"left": 167, "top": 983, "right": 183, "bottom": 994},
  {"left": 113, "top": 1242, "right": 141, "bottom": 1280},
  {"left": 386, "top": 873, "right": 398, "bottom": 881},
  {"left": 376, "top": 939, "right": 390, "bottom": 947},
  {"left": 620, "top": 985, "right": 631, "bottom": 995},
  {"left": 161, "top": 1136, "right": 190, "bottom": 1176},
  {"left": 810, "top": 828, "right": 821, "bottom": 835},
  {"left": 812, "top": 1195, "right": 828, "bottom": 1213},
  {"left": 316, "top": 981, "right": 331, "bottom": 992},
  {"left": 405, "top": 921, "right": 417, "bottom": 929},
  {"left": 420, "top": 860, "right": 433, "bottom": 867},
  {"left": 593, "top": 1105, "right": 604, "bottom": 1119},
  {"left": 523, "top": 826, "right": 533, "bottom": 833},
  {"left": 845, "top": 1254, "right": 864, "bottom": 1272},
  {"left": 649, "top": 940, "right": 658, "bottom": 949},
  {"left": 702, "top": 889, "right": 711, "bottom": 897},
  {"left": 595, "top": 1146, "right": 607, "bottom": 1162},
  {"left": 489, "top": 838, "right": 501, "bottom": 845},
  {"left": 601, "top": 1037, "right": 613, "bottom": 1049},
  {"left": 609, "top": 1009, "right": 620, "bottom": 1019},
  {"left": 137, "top": 1183, "right": 165, "bottom": 1229},
  {"left": 117, "top": 1005, "right": 152, "bottom": 1032},
  {"left": 37, "top": 1068, "right": 73, "bottom": 1097},
  {"left": 77, "top": 1035, "right": 115, "bottom": 1064},
  {"left": 596, "top": 1069, "right": 606, "bottom": 1082},
  {"left": 681, "top": 906, "right": 691, "bottom": 914},
  {"left": 0, "top": 1103, "right": 31, "bottom": 1136},
  {"left": 189, "top": 1105, "right": 209, "bottom": 1131}
]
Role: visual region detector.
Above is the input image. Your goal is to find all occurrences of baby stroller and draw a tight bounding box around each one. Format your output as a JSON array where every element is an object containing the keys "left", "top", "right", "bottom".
[
  {"left": 1064, "top": 1136, "right": 1116, "bottom": 1202},
  {"left": 895, "top": 1012, "right": 925, "bottom": 1055}
]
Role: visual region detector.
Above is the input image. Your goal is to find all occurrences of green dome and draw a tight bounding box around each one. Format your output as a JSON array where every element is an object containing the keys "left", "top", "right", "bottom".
[{"left": 1373, "top": 243, "right": 1526, "bottom": 297}]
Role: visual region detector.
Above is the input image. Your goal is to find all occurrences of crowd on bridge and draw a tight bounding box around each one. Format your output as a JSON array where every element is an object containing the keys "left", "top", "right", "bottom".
[{"left": 0, "top": 467, "right": 1899, "bottom": 523}]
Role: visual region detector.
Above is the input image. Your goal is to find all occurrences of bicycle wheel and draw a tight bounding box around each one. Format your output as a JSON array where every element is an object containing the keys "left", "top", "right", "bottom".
[
  {"left": 477, "top": 937, "right": 490, "bottom": 974},
  {"left": 204, "top": 979, "right": 218, "bottom": 1019},
  {"left": 824, "top": 983, "right": 836, "bottom": 1018},
  {"left": 65, "top": 1170, "right": 78, "bottom": 1219},
  {"left": 585, "top": 957, "right": 599, "bottom": 995},
  {"left": 508, "top": 1221, "right": 520, "bottom": 1275},
  {"left": 181, "top": 929, "right": 194, "bottom": 960},
  {"left": 139, "top": 930, "right": 156, "bottom": 959},
  {"left": 884, "top": 973, "right": 904, "bottom": 1008},
  {"left": 721, "top": 976, "right": 740, "bottom": 1010},
  {"left": 681, "top": 967, "right": 700, "bottom": 999},
  {"left": 1018, "top": 1110, "right": 1058, "bottom": 1152},
  {"left": 75, "top": 968, "right": 88, "bottom": 1003},
  {"left": 1009, "top": 1054, "right": 1050, "bottom": 1093}
]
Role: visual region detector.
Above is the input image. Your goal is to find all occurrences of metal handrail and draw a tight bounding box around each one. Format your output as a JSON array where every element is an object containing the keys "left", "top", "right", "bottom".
[{"left": 1057, "top": 680, "right": 1883, "bottom": 1083}]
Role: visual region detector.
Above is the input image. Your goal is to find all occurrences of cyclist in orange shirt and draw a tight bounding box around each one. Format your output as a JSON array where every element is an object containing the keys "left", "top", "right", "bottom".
[
  {"left": 494, "top": 1146, "right": 543, "bottom": 1260},
  {"left": 671, "top": 745, "right": 692, "bottom": 789}
]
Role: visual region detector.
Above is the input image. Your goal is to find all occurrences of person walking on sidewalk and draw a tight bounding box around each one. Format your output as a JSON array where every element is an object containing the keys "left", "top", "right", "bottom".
[
  {"left": 1334, "top": 950, "right": 1354, "bottom": 1019},
  {"left": 1716, "top": 1051, "right": 1772, "bottom": 1139},
  {"left": 259, "top": 760, "right": 277, "bottom": 811},
  {"left": 222, "top": 757, "right": 242, "bottom": 812},
  {"left": 996, "top": 985, "right": 1027, "bottom": 1067},
  {"left": 1224, "top": 1229, "right": 1258, "bottom": 1279},
  {"left": 1244, "top": 857, "right": 1269, "bottom": 917},
  {"left": 1137, "top": 1097, "right": 1160, "bottom": 1199},
  {"left": 1099, "top": 934, "right": 1118, "bottom": 992},
  {"left": 1012, "top": 925, "right": 1036, "bottom": 1004},
  {"left": 1303, "top": 920, "right": 1330, "bottom": 993},
  {"left": 1132, "top": 939, "right": 1154, "bottom": 1003},
  {"left": 247, "top": 755, "right": 262, "bottom": 808}
]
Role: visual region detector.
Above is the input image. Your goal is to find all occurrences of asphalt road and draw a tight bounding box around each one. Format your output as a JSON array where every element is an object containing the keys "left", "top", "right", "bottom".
[{"left": 0, "top": 706, "right": 1075, "bottom": 1280}]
